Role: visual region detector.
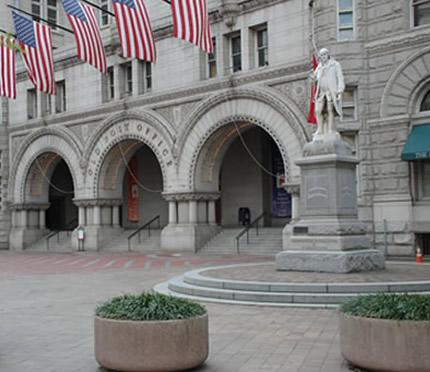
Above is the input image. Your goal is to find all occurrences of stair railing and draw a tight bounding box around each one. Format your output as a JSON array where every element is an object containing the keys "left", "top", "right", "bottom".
[
  {"left": 127, "top": 215, "right": 160, "bottom": 252},
  {"left": 46, "top": 217, "right": 78, "bottom": 250},
  {"left": 235, "top": 212, "right": 266, "bottom": 254}
]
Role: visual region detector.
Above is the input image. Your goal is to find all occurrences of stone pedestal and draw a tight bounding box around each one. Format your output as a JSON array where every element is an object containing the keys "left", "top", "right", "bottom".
[{"left": 277, "top": 135, "right": 385, "bottom": 273}]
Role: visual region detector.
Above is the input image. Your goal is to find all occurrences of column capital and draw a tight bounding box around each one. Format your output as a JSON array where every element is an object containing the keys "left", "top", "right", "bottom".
[
  {"left": 73, "top": 198, "right": 123, "bottom": 207},
  {"left": 162, "top": 192, "right": 220, "bottom": 202},
  {"left": 284, "top": 184, "right": 300, "bottom": 196},
  {"left": 9, "top": 203, "right": 50, "bottom": 211}
]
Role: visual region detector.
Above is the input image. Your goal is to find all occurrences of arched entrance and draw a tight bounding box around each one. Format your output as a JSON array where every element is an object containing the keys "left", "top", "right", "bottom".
[
  {"left": 218, "top": 125, "right": 291, "bottom": 227},
  {"left": 45, "top": 159, "right": 78, "bottom": 230},
  {"left": 96, "top": 139, "right": 167, "bottom": 231}
]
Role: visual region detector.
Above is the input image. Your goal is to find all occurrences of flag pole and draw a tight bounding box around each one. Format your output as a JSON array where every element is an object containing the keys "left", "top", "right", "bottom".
[
  {"left": 7, "top": 5, "right": 74, "bottom": 34},
  {"left": 0, "top": 29, "right": 16, "bottom": 38},
  {"left": 81, "top": 0, "right": 115, "bottom": 16}
]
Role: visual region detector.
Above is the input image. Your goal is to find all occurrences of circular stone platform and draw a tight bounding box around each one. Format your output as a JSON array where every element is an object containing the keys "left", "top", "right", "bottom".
[{"left": 154, "top": 261, "right": 430, "bottom": 307}]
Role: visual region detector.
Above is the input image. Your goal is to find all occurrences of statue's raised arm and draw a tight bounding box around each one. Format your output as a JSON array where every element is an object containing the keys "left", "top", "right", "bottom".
[{"left": 313, "top": 48, "right": 345, "bottom": 141}]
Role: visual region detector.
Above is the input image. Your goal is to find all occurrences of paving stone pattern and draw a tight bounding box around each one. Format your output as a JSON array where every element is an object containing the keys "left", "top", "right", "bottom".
[{"left": 0, "top": 252, "right": 365, "bottom": 372}]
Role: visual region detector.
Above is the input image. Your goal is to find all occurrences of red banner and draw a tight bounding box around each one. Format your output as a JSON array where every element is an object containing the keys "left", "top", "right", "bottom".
[{"left": 127, "top": 157, "right": 139, "bottom": 222}]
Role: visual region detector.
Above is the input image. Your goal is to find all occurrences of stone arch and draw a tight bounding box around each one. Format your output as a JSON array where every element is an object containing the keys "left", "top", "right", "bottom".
[
  {"left": 176, "top": 87, "right": 308, "bottom": 191},
  {"left": 83, "top": 111, "right": 176, "bottom": 198},
  {"left": 381, "top": 46, "right": 430, "bottom": 117},
  {"left": 10, "top": 127, "right": 83, "bottom": 204}
]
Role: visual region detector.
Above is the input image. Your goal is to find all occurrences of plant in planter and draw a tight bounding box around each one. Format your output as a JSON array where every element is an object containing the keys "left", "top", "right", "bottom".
[
  {"left": 94, "top": 292, "right": 208, "bottom": 372},
  {"left": 339, "top": 294, "right": 430, "bottom": 372}
]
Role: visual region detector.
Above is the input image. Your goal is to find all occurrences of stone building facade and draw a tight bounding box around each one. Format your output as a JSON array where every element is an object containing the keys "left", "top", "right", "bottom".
[{"left": 0, "top": 0, "right": 429, "bottom": 256}]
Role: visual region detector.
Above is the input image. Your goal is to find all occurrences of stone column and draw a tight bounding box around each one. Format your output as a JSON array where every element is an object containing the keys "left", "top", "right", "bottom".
[
  {"left": 208, "top": 200, "right": 216, "bottom": 225},
  {"left": 39, "top": 209, "right": 46, "bottom": 229},
  {"left": 78, "top": 206, "right": 86, "bottom": 226},
  {"left": 93, "top": 205, "right": 101, "bottom": 226},
  {"left": 168, "top": 201, "right": 177, "bottom": 225},
  {"left": 112, "top": 206, "right": 120, "bottom": 227},
  {"left": 189, "top": 200, "right": 198, "bottom": 224},
  {"left": 285, "top": 184, "right": 300, "bottom": 221},
  {"left": 21, "top": 210, "right": 28, "bottom": 228}
]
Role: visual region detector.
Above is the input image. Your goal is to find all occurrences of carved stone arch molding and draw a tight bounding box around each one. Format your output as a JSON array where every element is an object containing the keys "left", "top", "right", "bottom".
[
  {"left": 82, "top": 110, "right": 176, "bottom": 198},
  {"left": 10, "top": 127, "right": 83, "bottom": 204},
  {"left": 176, "top": 87, "right": 309, "bottom": 192},
  {"left": 381, "top": 46, "right": 430, "bottom": 117}
]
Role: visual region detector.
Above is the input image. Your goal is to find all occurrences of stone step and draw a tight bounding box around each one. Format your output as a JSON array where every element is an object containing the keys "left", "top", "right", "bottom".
[{"left": 155, "top": 263, "right": 430, "bottom": 307}]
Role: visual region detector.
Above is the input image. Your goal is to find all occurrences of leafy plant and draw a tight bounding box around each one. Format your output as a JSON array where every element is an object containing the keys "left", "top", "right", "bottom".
[
  {"left": 95, "top": 292, "right": 206, "bottom": 321},
  {"left": 341, "top": 294, "right": 430, "bottom": 321}
]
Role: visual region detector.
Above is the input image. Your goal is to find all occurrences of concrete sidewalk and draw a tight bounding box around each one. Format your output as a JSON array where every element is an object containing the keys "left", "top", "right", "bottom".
[{"left": 0, "top": 253, "right": 357, "bottom": 372}]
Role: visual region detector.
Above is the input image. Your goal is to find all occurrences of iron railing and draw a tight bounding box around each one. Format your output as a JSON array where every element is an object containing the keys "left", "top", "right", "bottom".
[
  {"left": 46, "top": 217, "right": 78, "bottom": 250},
  {"left": 127, "top": 215, "right": 160, "bottom": 252},
  {"left": 235, "top": 212, "right": 266, "bottom": 254}
]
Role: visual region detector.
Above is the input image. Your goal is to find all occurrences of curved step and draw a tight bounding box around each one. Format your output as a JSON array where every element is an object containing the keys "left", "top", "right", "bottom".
[{"left": 155, "top": 263, "right": 430, "bottom": 307}]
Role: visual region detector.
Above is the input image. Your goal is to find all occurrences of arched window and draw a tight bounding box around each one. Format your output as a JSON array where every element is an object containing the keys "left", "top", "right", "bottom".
[{"left": 421, "top": 90, "right": 430, "bottom": 112}]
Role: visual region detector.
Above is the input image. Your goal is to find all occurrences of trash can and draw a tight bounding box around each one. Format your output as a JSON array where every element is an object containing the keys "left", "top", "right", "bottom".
[{"left": 238, "top": 207, "right": 251, "bottom": 226}]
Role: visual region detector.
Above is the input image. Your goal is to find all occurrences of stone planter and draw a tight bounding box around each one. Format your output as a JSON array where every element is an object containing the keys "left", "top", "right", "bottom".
[
  {"left": 339, "top": 312, "right": 430, "bottom": 372},
  {"left": 95, "top": 313, "right": 208, "bottom": 372}
]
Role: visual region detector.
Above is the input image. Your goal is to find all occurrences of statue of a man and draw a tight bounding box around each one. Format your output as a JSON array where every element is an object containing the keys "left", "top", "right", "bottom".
[{"left": 312, "top": 48, "right": 345, "bottom": 139}]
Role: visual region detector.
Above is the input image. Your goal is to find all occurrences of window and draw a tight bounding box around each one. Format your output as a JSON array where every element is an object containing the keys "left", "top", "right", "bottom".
[
  {"left": 55, "top": 80, "right": 66, "bottom": 113},
  {"left": 32, "top": 0, "right": 41, "bottom": 18},
  {"left": 338, "top": 0, "right": 354, "bottom": 41},
  {"left": 418, "top": 160, "right": 430, "bottom": 198},
  {"left": 100, "top": 0, "right": 111, "bottom": 26},
  {"left": 413, "top": 0, "right": 430, "bottom": 27},
  {"left": 120, "top": 62, "right": 133, "bottom": 98},
  {"left": 27, "top": 89, "right": 37, "bottom": 119},
  {"left": 256, "top": 27, "right": 268, "bottom": 67},
  {"left": 421, "top": 90, "right": 430, "bottom": 111},
  {"left": 138, "top": 61, "right": 152, "bottom": 94},
  {"left": 342, "top": 87, "right": 356, "bottom": 120},
  {"left": 208, "top": 37, "right": 217, "bottom": 78},
  {"left": 103, "top": 66, "right": 115, "bottom": 102},
  {"left": 32, "top": 0, "right": 57, "bottom": 29},
  {"left": 41, "top": 93, "right": 52, "bottom": 116},
  {"left": 231, "top": 34, "right": 241, "bottom": 72}
]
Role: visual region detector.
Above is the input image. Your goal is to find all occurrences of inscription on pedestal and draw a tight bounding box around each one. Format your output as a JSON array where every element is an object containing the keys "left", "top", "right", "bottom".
[{"left": 306, "top": 174, "right": 329, "bottom": 209}]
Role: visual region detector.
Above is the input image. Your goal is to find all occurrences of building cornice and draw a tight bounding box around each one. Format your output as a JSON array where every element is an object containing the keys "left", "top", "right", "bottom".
[{"left": 365, "top": 27, "right": 430, "bottom": 54}]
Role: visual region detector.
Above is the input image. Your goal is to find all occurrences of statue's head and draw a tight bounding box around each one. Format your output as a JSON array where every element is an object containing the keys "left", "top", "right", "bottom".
[{"left": 319, "top": 48, "right": 330, "bottom": 63}]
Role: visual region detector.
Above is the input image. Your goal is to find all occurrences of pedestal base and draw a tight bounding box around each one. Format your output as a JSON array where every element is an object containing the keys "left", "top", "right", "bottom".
[{"left": 276, "top": 249, "right": 385, "bottom": 273}]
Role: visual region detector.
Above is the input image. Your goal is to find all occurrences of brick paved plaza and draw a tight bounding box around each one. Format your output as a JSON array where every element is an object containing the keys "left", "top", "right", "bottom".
[{"left": 0, "top": 252, "right": 358, "bottom": 372}]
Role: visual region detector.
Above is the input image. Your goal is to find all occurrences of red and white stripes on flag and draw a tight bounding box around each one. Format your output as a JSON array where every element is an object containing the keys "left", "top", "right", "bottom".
[
  {"left": 0, "top": 36, "right": 16, "bottom": 99},
  {"left": 113, "top": 0, "right": 156, "bottom": 62},
  {"left": 12, "top": 11, "right": 56, "bottom": 95},
  {"left": 62, "top": 0, "right": 107, "bottom": 73},
  {"left": 171, "top": 0, "right": 213, "bottom": 54}
]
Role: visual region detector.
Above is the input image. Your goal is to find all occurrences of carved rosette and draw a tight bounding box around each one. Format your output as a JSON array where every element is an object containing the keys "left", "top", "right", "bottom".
[{"left": 162, "top": 192, "right": 220, "bottom": 202}]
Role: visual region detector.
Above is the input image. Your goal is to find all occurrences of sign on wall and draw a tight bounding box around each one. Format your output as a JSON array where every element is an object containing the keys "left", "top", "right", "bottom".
[{"left": 127, "top": 157, "right": 139, "bottom": 222}]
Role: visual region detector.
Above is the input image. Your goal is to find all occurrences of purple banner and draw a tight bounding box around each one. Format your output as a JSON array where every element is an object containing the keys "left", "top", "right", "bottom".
[{"left": 272, "top": 145, "right": 291, "bottom": 218}]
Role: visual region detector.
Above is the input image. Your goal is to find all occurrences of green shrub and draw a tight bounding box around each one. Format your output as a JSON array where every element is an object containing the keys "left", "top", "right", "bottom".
[
  {"left": 341, "top": 294, "right": 430, "bottom": 321},
  {"left": 95, "top": 292, "right": 206, "bottom": 321}
]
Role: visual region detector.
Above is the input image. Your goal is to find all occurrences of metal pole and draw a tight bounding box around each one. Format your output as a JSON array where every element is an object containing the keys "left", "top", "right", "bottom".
[
  {"left": 8, "top": 5, "right": 74, "bottom": 34},
  {"left": 383, "top": 219, "right": 388, "bottom": 257}
]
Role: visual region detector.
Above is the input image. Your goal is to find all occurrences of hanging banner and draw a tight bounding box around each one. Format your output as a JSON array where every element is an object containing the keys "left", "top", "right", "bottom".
[
  {"left": 127, "top": 157, "right": 139, "bottom": 222},
  {"left": 272, "top": 145, "right": 291, "bottom": 218}
]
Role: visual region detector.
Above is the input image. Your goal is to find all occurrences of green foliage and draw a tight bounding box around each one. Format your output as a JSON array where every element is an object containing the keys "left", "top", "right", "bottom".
[
  {"left": 341, "top": 294, "right": 430, "bottom": 321},
  {"left": 95, "top": 292, "right": 206, "bottom": 321}
]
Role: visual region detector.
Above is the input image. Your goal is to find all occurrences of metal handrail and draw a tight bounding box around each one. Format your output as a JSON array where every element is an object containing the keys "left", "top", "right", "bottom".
[
  {"left": 46, "top": 217, "right": 78, "bottom": 250},
  {"left": 235, "top": 212, "right": 266, "bottom": 254},
  {"left": 127, "top": 215, "right": 160, "bottom": 252}
]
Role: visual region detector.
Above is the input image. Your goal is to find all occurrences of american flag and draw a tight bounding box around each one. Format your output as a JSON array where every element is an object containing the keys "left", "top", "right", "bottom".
[
  {"left": 171, "top": 0, "right": 213, "bottom": 54},
  {"left": 112, "top": 0, "right": 156, "bottom": 62},
  {"left": 0, "top": 35, "right": 16, "bottom": 99},
  {"left": 62, "top": 0, "right": 107, "bottom": 73},
  {"left": 12, "top": 11, "right": 55, "bottom": 95},
  {"left": 307, "top": 54, "right": 318, "bottom": 125}
]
